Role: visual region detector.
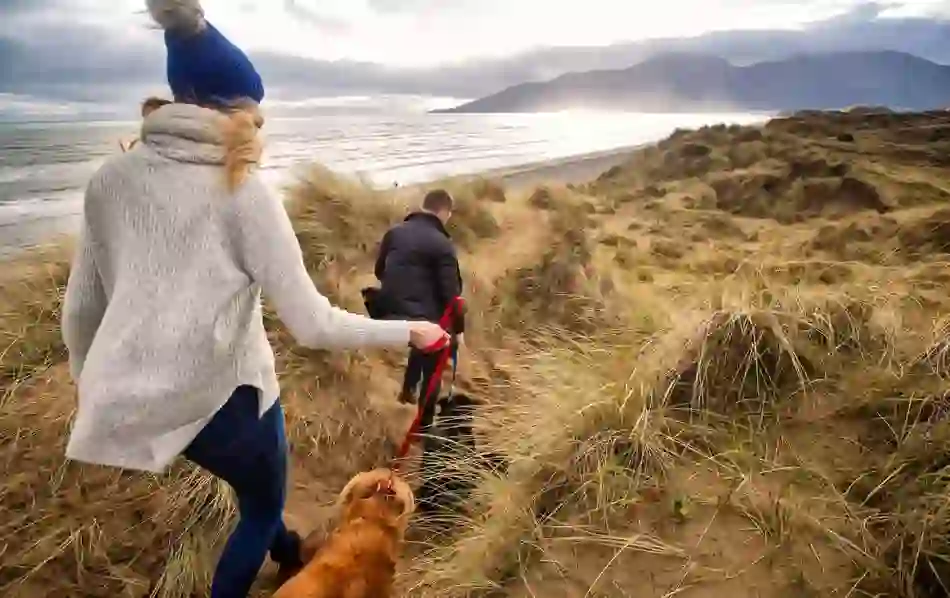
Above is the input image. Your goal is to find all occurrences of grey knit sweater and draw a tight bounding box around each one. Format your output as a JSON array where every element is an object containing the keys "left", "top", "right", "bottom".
[{"left": 62, "top": 103, "right": 412, "bottom": 473}]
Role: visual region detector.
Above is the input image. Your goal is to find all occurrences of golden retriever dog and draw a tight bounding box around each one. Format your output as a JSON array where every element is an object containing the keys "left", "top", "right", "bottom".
[{"left": 273, "top": 468, "right": 415, "bottom": 598}]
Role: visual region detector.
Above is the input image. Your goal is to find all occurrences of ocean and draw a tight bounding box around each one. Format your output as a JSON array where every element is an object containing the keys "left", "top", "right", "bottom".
[{"left": 0, "top": 110, "right": 765, "bottom": 253}]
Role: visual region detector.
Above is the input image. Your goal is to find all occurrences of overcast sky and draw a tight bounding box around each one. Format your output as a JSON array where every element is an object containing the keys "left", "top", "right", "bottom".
[{"left": 1, "top": 0, "right": 948, "bottom": 67}]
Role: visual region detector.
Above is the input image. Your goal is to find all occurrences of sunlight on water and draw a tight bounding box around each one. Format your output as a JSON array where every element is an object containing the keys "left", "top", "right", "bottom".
[
  {"left": 258, "top": 111, "right": 765, "bottom": 188},
  {"left": 0, "top": 110, "right": 766, "bottom": 250}
]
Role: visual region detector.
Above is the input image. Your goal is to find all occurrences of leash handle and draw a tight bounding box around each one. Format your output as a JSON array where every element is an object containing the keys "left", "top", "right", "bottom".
[{"left": 416, "top": 294, "right": 463, "bottom": 355}]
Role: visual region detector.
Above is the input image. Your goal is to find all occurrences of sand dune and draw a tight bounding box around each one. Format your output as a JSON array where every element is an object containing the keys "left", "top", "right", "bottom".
[{"left": 3, "top": 108, "right": 950, "bottom": 597}]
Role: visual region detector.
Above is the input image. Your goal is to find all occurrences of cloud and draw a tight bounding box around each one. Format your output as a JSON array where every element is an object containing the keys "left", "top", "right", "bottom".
[
  {"left": 5, "top": 0, "right": 931, "bottom": 66},
  {"left": 282, "top": 0, "right": 352, "bottom": 33},
  {"left": 880, "top": 0, "right": 950, "bottom": 17},
  {"left": 365, "top": 0, "right": 482, "bottom": 14},
  {"left": 1, "top": 0, "right": 948, "bottom": 110},
  {"left": 0, "top": 19, "right": 164, "bottom": 91},
  {"left": 0, "top": 0, "right": 39, "bottom": 13},
  {"left": 0, "top": 92, "right": 127, "bottom": 120}
]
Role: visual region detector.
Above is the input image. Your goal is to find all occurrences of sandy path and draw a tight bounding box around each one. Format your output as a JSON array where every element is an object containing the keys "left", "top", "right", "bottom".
[
  {"left": 281, "top": 195, "right": 554, "bottom": 548},
  {"left": 464, "top": 202, "right": 551, "bottom": 295}
]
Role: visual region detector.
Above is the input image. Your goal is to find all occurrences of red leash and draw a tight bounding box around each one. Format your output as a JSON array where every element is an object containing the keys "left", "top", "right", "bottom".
[{"left": 394, "top": 297, "right": 464, "bottom": 465}]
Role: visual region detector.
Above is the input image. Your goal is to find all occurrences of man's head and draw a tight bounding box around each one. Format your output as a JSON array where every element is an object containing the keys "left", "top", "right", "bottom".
[{"left": 422, "top": 189, "right": 454, "bottom": 224}]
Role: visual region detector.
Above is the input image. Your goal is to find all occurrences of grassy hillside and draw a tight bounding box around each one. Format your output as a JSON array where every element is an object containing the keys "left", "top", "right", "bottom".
[{"left": 3, "top": 108, "right": 950, "bottom": 597}]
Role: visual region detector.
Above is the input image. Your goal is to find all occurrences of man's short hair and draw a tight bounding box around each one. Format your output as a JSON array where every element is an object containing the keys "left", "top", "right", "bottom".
[{"left": 423, "top": 189, "right": 454, "bottom": 213}]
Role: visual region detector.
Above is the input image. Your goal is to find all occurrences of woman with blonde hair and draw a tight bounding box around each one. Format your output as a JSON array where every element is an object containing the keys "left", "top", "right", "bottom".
[{"left": 61, "top": 4, "right": 448, "bottom": 597}]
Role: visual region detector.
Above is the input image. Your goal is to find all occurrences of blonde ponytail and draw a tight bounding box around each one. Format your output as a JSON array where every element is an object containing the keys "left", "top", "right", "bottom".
[
  {"left": 221, "top": 102, "right": 264, "bottom": 193},
  {"left": 132, "top": 97, "right": 264, "bottom": 192}
]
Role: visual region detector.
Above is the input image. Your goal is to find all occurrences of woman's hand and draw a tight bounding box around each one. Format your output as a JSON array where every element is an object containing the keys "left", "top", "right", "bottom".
[{"left": 409, "top": 321, "right": 450, "bottom": 351}]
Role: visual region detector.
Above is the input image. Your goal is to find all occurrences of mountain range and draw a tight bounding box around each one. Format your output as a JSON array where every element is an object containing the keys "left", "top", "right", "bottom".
[
  {"left": 417, "top": 4, "right": 950, "bottom": 99},
  {"left": 436, "top": 51, "right": 950, "bottom": 113}
]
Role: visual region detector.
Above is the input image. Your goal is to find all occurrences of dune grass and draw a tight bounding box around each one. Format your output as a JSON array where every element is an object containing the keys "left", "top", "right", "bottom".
[
  {"left": 0, "top": 242, "right": 71, "bottom": 393},
  {"left": 4, "top": 108, "right": 950, "bottom": 597}
]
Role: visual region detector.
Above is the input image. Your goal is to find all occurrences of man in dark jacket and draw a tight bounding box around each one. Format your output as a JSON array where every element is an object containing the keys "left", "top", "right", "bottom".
[{"left": 374, "top": 189, "right": 465, "bottom": 419}]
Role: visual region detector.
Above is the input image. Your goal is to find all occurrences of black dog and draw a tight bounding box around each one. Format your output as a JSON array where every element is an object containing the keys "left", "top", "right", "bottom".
[
  {"left": 417, "top": 393, "right": 507, "bottom": 516},
  {"left": 360, "top": 286, "right": 387, "bottom": 320}
]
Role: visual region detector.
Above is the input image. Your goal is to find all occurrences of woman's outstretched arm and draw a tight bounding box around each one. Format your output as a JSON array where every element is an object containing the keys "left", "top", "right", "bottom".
[{"left": 229, "top": 177, "right": 413, "bottom": 350}]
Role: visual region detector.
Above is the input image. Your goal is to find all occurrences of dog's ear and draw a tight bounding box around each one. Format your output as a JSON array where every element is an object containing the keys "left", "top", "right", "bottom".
[{"left": 389, "top": 480, "right": 416, "bottom": 519}]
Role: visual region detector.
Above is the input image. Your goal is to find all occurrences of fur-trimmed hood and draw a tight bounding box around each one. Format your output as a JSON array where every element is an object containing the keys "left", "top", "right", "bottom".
[{"left": 140, "top": 103, "right": 230, "bottom": 165}]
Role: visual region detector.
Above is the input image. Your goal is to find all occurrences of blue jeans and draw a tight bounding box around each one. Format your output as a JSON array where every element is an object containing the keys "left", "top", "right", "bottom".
[{"left": 184, "top": 386, "right": 299, "bottom": 598}]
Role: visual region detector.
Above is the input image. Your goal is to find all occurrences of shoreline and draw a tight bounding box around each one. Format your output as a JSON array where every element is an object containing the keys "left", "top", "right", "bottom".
[
  {"left": 0, "top": 145, "right": 640, "bottom": 258},
  {"left": 386, "top": 144, "right": 640, "bottom": 198},
  {"left": 464, "top": 145, "right": 639, "bottom": 190}
]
